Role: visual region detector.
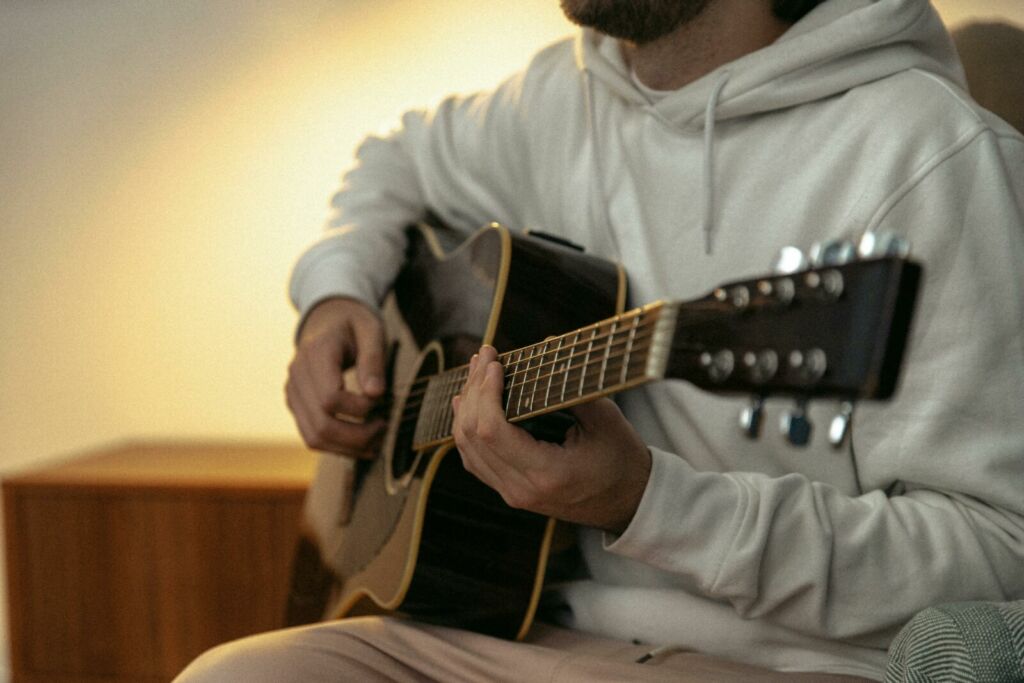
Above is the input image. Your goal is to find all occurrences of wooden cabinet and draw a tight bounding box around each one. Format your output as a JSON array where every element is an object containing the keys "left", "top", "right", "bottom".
[{"left": 3, "top": 442, "right": 317, "bottom": 683}]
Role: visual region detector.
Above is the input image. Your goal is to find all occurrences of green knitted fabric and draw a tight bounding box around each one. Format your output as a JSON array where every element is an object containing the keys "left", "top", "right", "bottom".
[{"left": 886, "top": 601, "right": 1024, "bottom": 682}]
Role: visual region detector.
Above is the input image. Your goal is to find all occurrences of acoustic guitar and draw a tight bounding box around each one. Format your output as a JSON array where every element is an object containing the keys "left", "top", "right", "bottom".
[{"left": 319, "top": 219, "right": 920, "bottom": 640}]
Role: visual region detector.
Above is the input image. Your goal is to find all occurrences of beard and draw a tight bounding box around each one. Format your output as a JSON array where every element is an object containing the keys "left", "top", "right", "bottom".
[{"left": 560, "top": 0, "right": 712, "bottom": 45}]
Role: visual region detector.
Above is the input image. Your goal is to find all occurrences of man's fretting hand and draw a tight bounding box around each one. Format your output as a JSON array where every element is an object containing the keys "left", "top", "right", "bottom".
[
  {"left": 286, "top": 297, "right": 387, "bottom": 458},
  {"left": 451, "top": 345, "right": 652, "bottom": 533}
]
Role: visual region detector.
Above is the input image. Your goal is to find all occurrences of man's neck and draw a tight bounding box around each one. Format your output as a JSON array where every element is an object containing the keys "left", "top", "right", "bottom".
[{"left": 621, "top": 0, "right": 792, "bottom": 91}]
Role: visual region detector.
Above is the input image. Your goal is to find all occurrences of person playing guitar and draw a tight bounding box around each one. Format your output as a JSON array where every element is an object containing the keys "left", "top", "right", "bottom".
[{"left": 177, "top": 0, "right": 1024, "bottom": 680}]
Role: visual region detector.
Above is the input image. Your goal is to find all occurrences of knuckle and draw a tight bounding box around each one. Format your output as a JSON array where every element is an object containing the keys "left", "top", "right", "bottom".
[
  {"left": 528, "top": 469, "right": 564, "bottom": 499},
  {"left": 311, "top": 418, "right": 336, "bottom": 444},
  {"left": 501, "top": 487, "right": 534, "bottom": 510},
  {"left": 458, "top": 417, "right": 477, "bottom": 440},
  {"left": 476, "top": 419, "right": 497, "bottom": 443}
]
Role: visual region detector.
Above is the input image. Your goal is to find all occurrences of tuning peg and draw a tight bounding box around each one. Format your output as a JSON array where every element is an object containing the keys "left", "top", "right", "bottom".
[
  {"left": 809, "top": 239, "right": 856, "bottom": 266},
  {"left": 780, "top": 399, "right": 812, "bottom": 446},
  {"left": 772, "top": 246, "right": 808, "bottom": 274},
  {"left": 828, "top": 401, "right": 854, "bottom": 449},
  {"left": 858, "top": 232, "right": 910, "bottom": 259},
  {"left": 739, "top": 396, "right": 765, "bottom": 439}
]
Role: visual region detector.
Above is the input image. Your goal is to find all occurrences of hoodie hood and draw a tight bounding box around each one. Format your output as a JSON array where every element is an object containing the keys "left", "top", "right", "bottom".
[
  {"left": 573, "top": 0, "right": 968, "bottom": 254},
  {"left": 574, "top": 0, "right": 966, "bottom": 130}
]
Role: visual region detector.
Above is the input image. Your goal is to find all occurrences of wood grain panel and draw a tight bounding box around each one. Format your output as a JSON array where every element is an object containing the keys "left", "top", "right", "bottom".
[{"left": 3, "top": 442, "right": 315, "bottom": 683}]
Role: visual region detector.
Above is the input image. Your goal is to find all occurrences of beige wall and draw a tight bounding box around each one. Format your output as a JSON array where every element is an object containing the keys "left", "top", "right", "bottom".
[{"left": 0, "top": 1, "right": 1020, "bottom": 680}]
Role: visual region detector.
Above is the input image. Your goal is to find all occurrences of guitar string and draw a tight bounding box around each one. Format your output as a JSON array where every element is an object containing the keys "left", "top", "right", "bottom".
[
  {"left": 392, "top": 319, "right": 656, "bottom": 407},
  {"left": 407, "top": 362, "right": 654, "bottom": 445},
  {"left": 386, "top": 309, "right": 671, "bottom": 438},
  {"left": 386, "top": 294, "right": 728, "bottom": 411},
  {"left": 397, "top": 340, "right": 656, "bottom": 430},
  {"left": 400, "top": 337, "right": 720, "bottom": 445},
  {"left": 397, "top": 335, "right": 655, "bottom": 416}
]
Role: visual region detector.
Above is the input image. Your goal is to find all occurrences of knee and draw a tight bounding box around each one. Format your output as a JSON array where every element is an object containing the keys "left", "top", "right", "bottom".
[
  {"left": 172, "top": 619, "right": 403, "bottom": 683},
  {"left": 172, "top": 630, "right": 304, "bottom": 683}
]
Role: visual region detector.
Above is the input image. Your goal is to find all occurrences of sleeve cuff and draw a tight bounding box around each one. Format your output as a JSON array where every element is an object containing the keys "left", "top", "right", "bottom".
[{"left": 602, "top": 446, "right": 747, "bottom": 588}]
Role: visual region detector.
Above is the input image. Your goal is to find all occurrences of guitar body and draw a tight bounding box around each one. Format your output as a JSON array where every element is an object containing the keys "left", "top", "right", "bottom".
[{"left": 326, "top": 221, "right": 626, "bottom": 639}]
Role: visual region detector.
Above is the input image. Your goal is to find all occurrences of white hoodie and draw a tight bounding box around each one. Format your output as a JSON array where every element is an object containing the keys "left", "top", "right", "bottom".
[{"left": 290, "top": 0, "right": 1024, "bottom": 678}]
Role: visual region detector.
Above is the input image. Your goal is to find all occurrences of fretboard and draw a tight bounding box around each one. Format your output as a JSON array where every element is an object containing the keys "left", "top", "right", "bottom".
[{"left": 411, "top": 301, "right": 677, "bottom": 450}]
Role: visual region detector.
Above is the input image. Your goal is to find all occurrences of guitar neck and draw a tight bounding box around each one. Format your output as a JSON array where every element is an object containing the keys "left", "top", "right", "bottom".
[{"left": 411, "top": 302, "right": 679, "bottom": 450}]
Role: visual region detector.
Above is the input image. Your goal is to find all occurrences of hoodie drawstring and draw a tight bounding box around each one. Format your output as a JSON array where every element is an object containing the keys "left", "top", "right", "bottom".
[
  {"left": 584, "top": 66, "right": 731, "bottom": 258},
  {"left": 702, "top": 70, "right": 730, "bottom": 255},
  {"left": 583, "top": 68, "right": 622, "bottom": 260}
]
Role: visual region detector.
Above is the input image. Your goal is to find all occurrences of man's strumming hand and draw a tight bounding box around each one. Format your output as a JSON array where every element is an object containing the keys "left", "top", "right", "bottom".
[{"left": 285, "top": 297, "right": 387, "bottom": 458}]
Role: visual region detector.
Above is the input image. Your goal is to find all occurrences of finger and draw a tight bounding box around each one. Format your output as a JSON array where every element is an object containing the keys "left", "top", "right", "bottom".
[
  {"left": 478, "top": 345, "right": 498, "bottom": 366},
  {"left": 291, "top": 369, "right": 385, "bottom": 452},
  {"left": 307, "top": 412, "right": 386, "bottom": 454},
  {"left": 299, "top": 344, "right": 346, "bottom": 415},
  {"left": 327, "top": 389, "right": 378, "bottom": 420},
  {"left": 350, "top": 315, "right": 386, "bottom": 398},
  {"left": 477, "top": 361, "right": 539, "bottom": 459},
  {"left": 298, "top": 345, "right": 381, "bottom": 421}
]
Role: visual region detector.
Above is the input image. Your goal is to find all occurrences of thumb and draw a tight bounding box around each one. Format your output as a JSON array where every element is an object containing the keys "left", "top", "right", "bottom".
[{"left": 351, "top": 315, "right": 386, "bottom": 397}]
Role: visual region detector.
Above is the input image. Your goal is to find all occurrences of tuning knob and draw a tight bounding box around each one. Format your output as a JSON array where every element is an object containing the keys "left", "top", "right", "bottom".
[
  {"left": 828, "top": 401, "right": 854, "bottom": 449},
  {"left": 772, "top": 246, "right": 808, "bottom": 274},
  {"left": 858, "top": 231, "right": 910, "bottom": 259},
  {"left": 739, "top": 396, "right": 765, "bottom": 439},
  {"left": 780, "top": 399, "right": 812, "bottom": 446},
  {"left": 809, "top": 239, "right": 857, "bottom": 266}
]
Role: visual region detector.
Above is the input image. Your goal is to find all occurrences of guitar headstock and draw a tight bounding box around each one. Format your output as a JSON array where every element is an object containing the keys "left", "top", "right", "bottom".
[{"left": 665, "top": 243, "right": 921, "bottom": 407}]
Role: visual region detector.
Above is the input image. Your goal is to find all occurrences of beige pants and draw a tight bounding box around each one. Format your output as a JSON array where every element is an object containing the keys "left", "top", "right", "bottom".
[{"left": 173, "top": 617, "right": 875, "bottom": 682}]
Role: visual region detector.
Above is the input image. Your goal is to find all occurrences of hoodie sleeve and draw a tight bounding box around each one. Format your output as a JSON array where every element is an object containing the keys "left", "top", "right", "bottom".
[
  {"left": 605, "top": 127, "right": 1024, "bottom": 644},
  {"left": 288, "top": 68, "right": 538, "bottom": 322}
]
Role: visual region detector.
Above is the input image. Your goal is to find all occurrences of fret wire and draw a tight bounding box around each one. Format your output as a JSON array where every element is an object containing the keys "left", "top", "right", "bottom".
[
  {"left": 399, "top": 337, "right": 656, "bottom": 421},
  {"left": 621, "top": 314, "right": 640, "bottom": 385},
  {"left": 515, "top": 346, "right": 535, "bottom": 417},
  {"left": 413, "top": 361, "right": 653, "bottom": 445},
  {"left": 531, "top": 340, "right": 548, "bottom": 412},
  {"left": 545, "top": 337, "right": 563, "bottom": 409},
  {"left": 502, "top": 367, "right": 514, "bottom": 418},
  {"left": 522, "top": 343, "right": 646, "bottom": 406},
  {"left": 517, "top": 364, "right": 651, "bottom": 418},
  {"left": 501, "top": 315, "right": 658, "bottom": 382},
  {"left": 506, "top": 349, "right": 523, "bottom": 417},
  {"left": 562, "top": 332, "right": 578, "bottom": 403},
  {"left": 598, "top": 319, "right": 618, "bottom": 392},
  {"left": 498, "top": 307, "right": 656, "bottom": 374},
  {"left": 405, "top": 306, "right": 666, "bottom": 426},
  {"left": 579, "top": 326, "right": 597, "bottom": 398}
]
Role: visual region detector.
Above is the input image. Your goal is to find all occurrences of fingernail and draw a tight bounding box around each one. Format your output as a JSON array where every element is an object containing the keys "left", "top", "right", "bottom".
[
  {"left": 470, "top": 354, "right": 479, "bottom": 371},
  {"left": 452, "top": 395, "right": 461, "bottom": 411},
  {"left": 488, "top": 361, "right": 503, "bottom": 381}
]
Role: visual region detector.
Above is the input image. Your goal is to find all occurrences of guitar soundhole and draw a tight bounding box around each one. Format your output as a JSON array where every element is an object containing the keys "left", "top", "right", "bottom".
[
  {"left": 389, "top": 347, "right": 441, "bottom": 482},
  {"left": 389, "top": 412, "right": 420, "bottom": 481}
]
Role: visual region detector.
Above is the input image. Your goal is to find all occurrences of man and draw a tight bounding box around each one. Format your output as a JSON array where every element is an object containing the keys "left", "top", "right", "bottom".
[{"left": 178, "top": 0, "right": 1024, "bottom": 679}]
